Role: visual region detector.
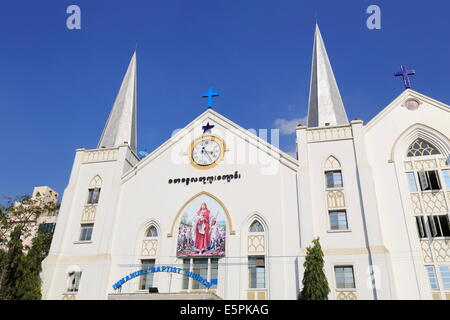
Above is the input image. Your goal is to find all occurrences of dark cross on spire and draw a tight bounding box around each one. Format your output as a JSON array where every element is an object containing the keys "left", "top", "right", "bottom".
[
  {"left": 202, "top": 87, "right": 220, "bottom": 108},
  {"left": 395, "top": 65, "right": 416, "bottom": 89}
]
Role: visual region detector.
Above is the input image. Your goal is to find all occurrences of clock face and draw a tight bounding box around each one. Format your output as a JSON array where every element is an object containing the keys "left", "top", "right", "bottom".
[{"left": 191, "top": 137, "right": 224, "bottom": 168}]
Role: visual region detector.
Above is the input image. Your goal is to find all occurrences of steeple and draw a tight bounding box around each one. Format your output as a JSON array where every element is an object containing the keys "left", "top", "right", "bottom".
[
  {"left": 98, "top": 51, "right": 137, "bottom": 152},
  {"left": 307, "top": 24, "right": 348, "bottom": 127}
]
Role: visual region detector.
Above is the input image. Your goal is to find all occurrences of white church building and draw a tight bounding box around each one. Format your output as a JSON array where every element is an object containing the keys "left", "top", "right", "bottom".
[{"left": 42, "top": 25, "right": 450, "bottom": 300}]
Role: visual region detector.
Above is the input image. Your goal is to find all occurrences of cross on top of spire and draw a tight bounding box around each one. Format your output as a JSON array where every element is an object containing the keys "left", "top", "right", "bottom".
[
  {"left": 395, "top": 65, "right": 416, "bottom": 89},
  {"left": 202, "top": 87, "right": 220, "bottom": 108}
]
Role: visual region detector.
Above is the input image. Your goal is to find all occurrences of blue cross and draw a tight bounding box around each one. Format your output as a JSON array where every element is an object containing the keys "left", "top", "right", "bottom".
[
  {"left": 202, "top": 87, "right": 220, "bottom": 108},
  {"left": 395, "top": 66, "right": 416, "bottom": 89}
]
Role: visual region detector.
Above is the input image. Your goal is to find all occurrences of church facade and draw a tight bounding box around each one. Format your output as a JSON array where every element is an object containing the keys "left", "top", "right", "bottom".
[{"left": 41, "top": 25, "right": 450, "bottom": 300}]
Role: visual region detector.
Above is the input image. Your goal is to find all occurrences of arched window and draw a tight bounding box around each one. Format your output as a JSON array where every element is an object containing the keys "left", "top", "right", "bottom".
[
  {"left": 141, "top": 223, "right": 160, "bottom": 257},
  {"left": 249, "top": 220, "right": 264, "bottom": 233},
  {"left": 247, "top": 217, "right": 267, "bottom": 298},
  {"left": 407, "top": 139, "right": 440, "bottom": 157},
  {"left": 66, "top": 265, "right": 82, "bottom": 293},
  {"left": 324, "top": 156, "right": 348, "bottom": 231},
  {"left": 324, "top": 156, "right": 343, "bottom": 189},
  {"left": 324, "top": 156, "right": 341, "bottom": 170},
  {"left": 87, "top": 175, "right": 102, "bottom": 205},
  {"left": 146, "top": 226, "right": 158, "bottom": 238}
]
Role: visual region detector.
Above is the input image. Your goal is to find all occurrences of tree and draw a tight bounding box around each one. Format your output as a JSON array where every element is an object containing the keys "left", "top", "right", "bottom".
[
  {"left": 0, "top": 226, "right": 26, "bottom": 299},
  {"left": 15, "top": 230, "right": 53, "bottom": 300},
  {"left": 299, "top": 237, "right": 330, "bottom": 300},
  {"left": 0, "top": 194, "right": 58, "bottom": 299}
]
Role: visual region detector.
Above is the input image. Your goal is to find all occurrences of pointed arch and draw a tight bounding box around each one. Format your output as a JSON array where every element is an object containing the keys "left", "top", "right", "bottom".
[
  {"left": 407, "top": 138, "right": 441, "bottom": 157},
  {"left": 89, "top": 175, "right": 102, "bottom": 188},
  {"left": 145, "top": 225, "right": 158, "bottom": 237},
  {"left": 243, "top": 212, "right": 269, "bottom": 235},
  {"left": 390, "top": 123, "right": 450, "bottom": 162},
  {"left": 250, "top": 220, "right": 264, "bottom": 233},
  {"left": 137, "top": 219, "right": 161, "bottom": 257},
  {"left": 324, "top": 155, "right": 341, "bottom": 169},
  {"left": 168, "top": 191, "right": 235, "bottom": 237},
  {"left": 138, "top": 219, "right": 161, "bottom": 240}
]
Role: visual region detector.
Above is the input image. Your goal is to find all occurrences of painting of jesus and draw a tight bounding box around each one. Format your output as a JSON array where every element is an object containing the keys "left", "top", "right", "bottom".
[{"left": 176, "top": 195, "right": 226, "bottom": 257}]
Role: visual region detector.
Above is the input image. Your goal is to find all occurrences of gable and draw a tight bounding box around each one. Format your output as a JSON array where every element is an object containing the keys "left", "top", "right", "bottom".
[
  {"left": 365, "top": 89, "right": 449, "bottom": 133},
  {"left": 122, "top": 109, "right": 298, "bottom": 183},
  {"left": 363, "top": 89, "right": 450, "bottom": 163}
]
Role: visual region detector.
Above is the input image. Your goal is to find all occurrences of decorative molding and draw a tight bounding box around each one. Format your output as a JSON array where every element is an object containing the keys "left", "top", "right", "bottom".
[
  {"left": 81, "top": 205, "right": 96, "bottom": 222},
  {"left": 302, "top": 246, "right": 389, "bottom": 255},
  {"left": 404, "top": 161, "right": 413, "bottom": 171},
  {"left": 431, "top": 239, "right": 450, "bottom": 263},
  {"left": 306, "top": 126, "right": 353, "bottom": 143},
  {"left": 420, "top": 239, "right": 450, "bottom": 263},
  {"left": 325, "top": 156, "right": 342, "bottom": 169},
  {"left": 414, "top": 159, "right": 437, "bottom": 171},
  {"left": 420, "top": 240, "right": 433, "bottom": 263},
  {"left": 82, "top": 149, "right": 118, "bottom": 163},
  {"left": 439, "top": 158, "right": 450, "bottom": 169},
  {"left": 410, "top": 193, "right": 422, "bottom": 214},
  {"left": 432, "top": 293, "right": 442, "bottom": 300},
  {"left": 248, "top": 235, "right": 265, "bottom": 254},
  {"left": 336, "top": 291, "right": 357, "bottom": 300},
  {"left": 327, "top": 190, "right": 346, "bottom": 209},
  {"left": 61, "top": 294, "right": 76, "bottom": 300},
  {"left": 141, "top": 239, "right": 158, "bottom": 256},
  {"left": 247, "top": 289, "right": 267, "bottom": 300},
  {"left": 389, "top": 123, "right": 450, "bottom": 162},
  {"left": 421, "top": 192, "right": 448, "bottom": 214}
]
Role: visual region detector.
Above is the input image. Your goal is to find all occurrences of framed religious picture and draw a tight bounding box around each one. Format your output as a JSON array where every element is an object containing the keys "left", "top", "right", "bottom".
[{"left": 176, "top": 194, "right": 226, "bottom": 257}]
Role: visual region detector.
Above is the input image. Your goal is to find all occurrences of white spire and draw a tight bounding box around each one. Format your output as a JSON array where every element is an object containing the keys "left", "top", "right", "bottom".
[
  {"left": 98, "top": 51, "right": 137, "bottom": 152},
  {"left": 307, "top": 24, "right": 348, "bottom": 127}
]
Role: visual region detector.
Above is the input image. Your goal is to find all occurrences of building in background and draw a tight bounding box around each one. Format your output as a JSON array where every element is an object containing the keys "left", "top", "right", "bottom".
[
  {"left": 22, "top": 186, "right": 59, "bottom": 250},
  {"left": 41, "top": 25, "right": 450, "bottom": 300},
  {"left": 1, "top": 186, "right": 59, "bottom": 253},
  {"left": 31, "top": 186, "right": 59, "bottom": 232}
]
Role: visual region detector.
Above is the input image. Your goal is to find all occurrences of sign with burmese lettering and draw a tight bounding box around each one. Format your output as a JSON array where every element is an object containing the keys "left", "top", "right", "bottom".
[{"left": 168, "top": 171, "right": 241, "bottom": 186}]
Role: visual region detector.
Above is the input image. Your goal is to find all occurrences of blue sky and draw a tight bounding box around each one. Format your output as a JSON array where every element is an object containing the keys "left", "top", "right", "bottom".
[{"left": 0, "top": 0, "right": 449, "bottom": 199}]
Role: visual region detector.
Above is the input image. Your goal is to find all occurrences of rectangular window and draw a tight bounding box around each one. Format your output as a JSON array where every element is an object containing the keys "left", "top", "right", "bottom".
[
  {"left": 439, "top": 266, "right": 450, "bottom": 290},
  {"left": 334, "top": 266, "right": 355, "bottom": 289},
  {"left": 248, "top": 256, "right": 265, "bottom": 289},
  {"left": 406, "top": 172, "right": 418, "bottom": 192},
  {"left": 417, "top": 170, "right": 441, "bottom": 191},
  {"left": 442, "top": 170, "right": 450, "bottom": 190},
  {"left": 182, "top": 258, "right": 219, "bottom": 290},
  {"left": 79, "top": 223, "right": 93, "bottom": 241},
  {"left": 426, "top": 266, "right": 439, "bottom": 290},
  {"left": 182, "top": 259, "right": 190, "bottom": 290},
  {"left": 427, "top": 215, "right": 450, "bottom": 238},
  {"left": 139, "top": 259, "right": 156, "bottom": 290},
  {"left": 329, "top": 211, "right": 348, "bottom": 230},
  {"left": 415, "top": 216, "right": 427, "bottom": 239},
  {"left": 325, "top": 171, "right": 343, "bottom": 188},
  {"left": 38, "top": 223, "right": 56, "bottom": 233},
  {"left": 87, "top": 188, "right": 101, "bottom": 204},
  {"left": 210, "top": 258, "right": 219, "bottom": 289},
  {"left": 192, "top": 258, "right": 208, "bottom": 290}
]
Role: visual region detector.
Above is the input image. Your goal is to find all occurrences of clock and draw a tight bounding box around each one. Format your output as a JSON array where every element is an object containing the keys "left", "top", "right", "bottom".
[{"left": 190, "top": 136, "right": 225, "bottom": 169}]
